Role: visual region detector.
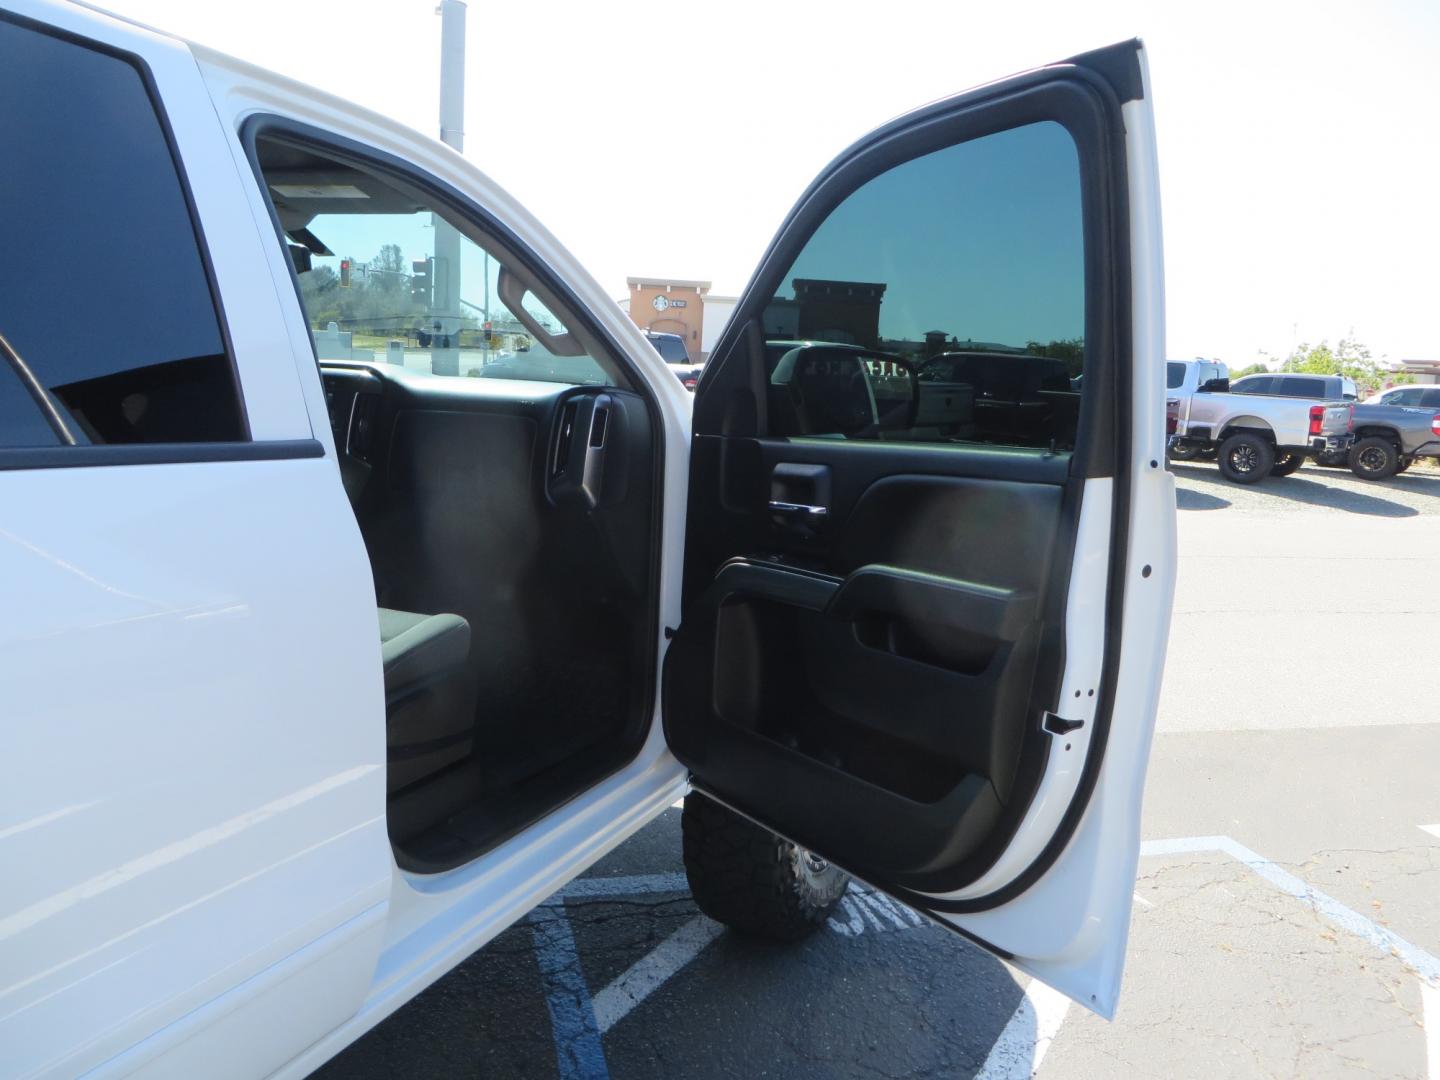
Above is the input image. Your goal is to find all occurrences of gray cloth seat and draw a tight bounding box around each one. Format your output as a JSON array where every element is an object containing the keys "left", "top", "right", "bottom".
[{"left": 378, "top": 607, "right": 471, "bottom": 700}]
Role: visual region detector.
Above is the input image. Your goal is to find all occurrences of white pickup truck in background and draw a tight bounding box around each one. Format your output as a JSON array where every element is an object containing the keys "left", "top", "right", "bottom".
[
  {"left": 1164, "top": 358, "right": 1227, "bottom": 463},
  {"left": 1166, "top": 359, "right": 1351, "bottom": 483}
]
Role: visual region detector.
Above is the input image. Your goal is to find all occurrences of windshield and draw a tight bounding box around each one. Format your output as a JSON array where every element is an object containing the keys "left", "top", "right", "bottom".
[{"left": 1166, "top": 362, "right": 1186, "bottom": 389}]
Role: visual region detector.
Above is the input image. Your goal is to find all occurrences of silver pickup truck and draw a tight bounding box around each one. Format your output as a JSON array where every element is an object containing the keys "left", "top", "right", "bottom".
[
  {"left": 1318, "top": 401, "right": 1440, "bottom": 479},
  {"left": 1166, "top": 361, "right": 1350, "bottom": 484}
]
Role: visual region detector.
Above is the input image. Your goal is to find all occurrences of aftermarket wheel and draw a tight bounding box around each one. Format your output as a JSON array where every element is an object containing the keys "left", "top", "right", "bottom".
[
  {"left": 682, "top": 793, "right": 850, "bottom": 941},
  {"left": 1270, "top": 449, "right": 1305, "bottom": 477},
  {"left": 1350, "top": 436, "right": 1399, "bottom": 480},
  {"left": 1217, "top": 431, "right": 1274, "bottom": 484}
]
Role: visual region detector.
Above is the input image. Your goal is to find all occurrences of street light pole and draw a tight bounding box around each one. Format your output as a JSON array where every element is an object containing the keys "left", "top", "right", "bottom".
[
  {"left": 431, "top": 0, "right": 465, "bottom": 374},
  {"left": 437, "top": 0, "right": 465, "bottom": 153}
]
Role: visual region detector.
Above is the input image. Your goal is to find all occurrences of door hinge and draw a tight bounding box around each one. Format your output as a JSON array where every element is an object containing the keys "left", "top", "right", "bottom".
[{"left": 1043, "top": 711, "right": 1085, "bottom": 735}]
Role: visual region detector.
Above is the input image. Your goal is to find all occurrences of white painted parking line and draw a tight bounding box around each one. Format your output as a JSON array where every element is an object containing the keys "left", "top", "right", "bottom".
[
  {"left": 592, "top": 915, "right": 726, "bottom": 1033},
  {"left": 974, "top": 979, "right": 1071, "bottom": 1080},
  {"left": 1141, "top": 835, "right": 1440, "bottom": 1080},
  {"left": 1142, "top": 835, "right": 1440, "bottom": 984},
  {"left": 543, "top": 835, "right": 1440, "bottom": 1079},
  {"left": 1420, "top": 823, "right": 1440, "bottom": 841}
]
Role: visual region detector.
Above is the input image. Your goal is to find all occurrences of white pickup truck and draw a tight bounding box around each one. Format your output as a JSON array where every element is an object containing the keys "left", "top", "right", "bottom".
[
  {"left": 1163, "top": 357, "right": 1227, "bottom": 461},
  {"left": 0, "top": 5, "right": 1177, "bottom": 1077},
  {"left": 1166, "top": 360, "right": 1351, "bottom": 483}
]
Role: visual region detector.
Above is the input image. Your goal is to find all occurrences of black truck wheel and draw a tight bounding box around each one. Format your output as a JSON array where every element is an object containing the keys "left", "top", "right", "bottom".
[
  {"left": 1167, "top": 442, "right": 1202, "bottom": 462},
  {"left": 1217, "top": 431, "right": 1274, "bottom": 484},
  {"left": 1269, "top": 449, "right": 1305, "bottom": 477},
  {"left": 682, "top": 793, "right": 850, "bottom": 941},
  {"left": 1349, "top": 436, "right": 1400, "bottom": 480}
]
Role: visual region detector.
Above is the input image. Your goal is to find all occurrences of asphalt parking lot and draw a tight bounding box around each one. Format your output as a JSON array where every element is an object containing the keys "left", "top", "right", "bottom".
[{"left": 319, "top": 461, "right": 1440, "bottom": 1080}]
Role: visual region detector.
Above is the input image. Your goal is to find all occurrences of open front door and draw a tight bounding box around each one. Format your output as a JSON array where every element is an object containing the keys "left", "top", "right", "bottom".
[{"left": 663, "top": 40, "right": 1175, "bottom": 1017}]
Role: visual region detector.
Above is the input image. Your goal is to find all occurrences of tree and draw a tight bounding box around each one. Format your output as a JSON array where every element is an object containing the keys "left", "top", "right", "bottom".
[
  {"left": 371, "top": 243, "right": 404, "bottom": 274},
  {"left": 298, "top": 265, "right": 341, "bottom": 327},
  {"left": 1025, "top": 338, "right": 1085, "bottom": 378},
  {"left": 1231, "top": 362, "right": 1268, "bottom": 379},
  {"left": 1279, "top": 338, "right": 1404, "bottom": 397}
]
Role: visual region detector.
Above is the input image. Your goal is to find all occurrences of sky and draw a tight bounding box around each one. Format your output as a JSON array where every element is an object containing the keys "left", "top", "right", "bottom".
[{"left": 94, "top": 0, "right": 1440, "bottom": 366}]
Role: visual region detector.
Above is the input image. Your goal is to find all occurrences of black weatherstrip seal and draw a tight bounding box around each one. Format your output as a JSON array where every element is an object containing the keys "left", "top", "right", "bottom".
[
  {"left": 0, "top": 440, "right": 324, "bottom": 472},
  {"left": 1066, "top": 38, "right": 1145, "bottom": 105}
]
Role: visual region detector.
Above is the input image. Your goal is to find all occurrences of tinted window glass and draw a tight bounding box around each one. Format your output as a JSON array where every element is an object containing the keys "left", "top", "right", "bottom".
[
  {"left": 0, "top": 20, "right": 243, "bottom": 448},
  {"left": 1422, "top": 389, "right": 1440, "bottom": 407},
  {"left": 1166, "top": 362, "right": 1186, "bottom": 389},
  {"left": 1232, "top": 376, "right": 1271, "bottom": 395},
  {"left": 649, "top": 335, "right": 690, "bottom": 364},
  {"left": 1281, "top": 377, "right": 1327, "bottom": 398},
  {"left": 0, "top": 361, "right": 61, "bottom": 448},
  {"left": 760, "top": 121, "right": 1084, "bottom": 448}
]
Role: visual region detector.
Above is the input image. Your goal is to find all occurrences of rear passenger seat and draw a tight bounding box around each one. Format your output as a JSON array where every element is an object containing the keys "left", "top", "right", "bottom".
[{"left": 378, "top": 608, "right": 472, "bottom": 793}]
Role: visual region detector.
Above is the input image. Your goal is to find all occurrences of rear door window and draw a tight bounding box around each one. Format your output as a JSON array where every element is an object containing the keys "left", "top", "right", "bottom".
[
  {"left": 1232, "top": 376, "right": 1272, "bottom": 395},
  {"left": 1280, "top": 377, "right": 1327, "bottom": 398},
  {"left": 0, "top": 17, "right": 244, "bottom": 449},
  {"left": 1166, "top": 362, "right": 1186, "bottom": 389}
]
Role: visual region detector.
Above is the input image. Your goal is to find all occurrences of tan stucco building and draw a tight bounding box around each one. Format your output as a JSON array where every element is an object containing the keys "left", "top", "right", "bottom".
[
  {"left": 623, "top": 277, "right": 743, "bottom": 362},
  {"left": 626, "top": 277, "right": 710, "bottom": 360}
]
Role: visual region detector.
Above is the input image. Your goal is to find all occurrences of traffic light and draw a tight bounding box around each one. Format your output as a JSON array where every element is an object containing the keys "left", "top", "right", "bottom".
[
  {"left": 411, "top": 258, "right": 432, "bottom": 309},
  {"left": 339, "top": 259, "right": 351, "bottom": 288},
  {"left": 483, "top": 321, "right": 492, "bottom": 343}
]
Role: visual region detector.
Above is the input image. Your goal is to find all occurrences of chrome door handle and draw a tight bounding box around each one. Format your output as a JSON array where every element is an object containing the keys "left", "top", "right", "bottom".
[{"left": 768, "top": 500, "right": 828, "bottom": 518}]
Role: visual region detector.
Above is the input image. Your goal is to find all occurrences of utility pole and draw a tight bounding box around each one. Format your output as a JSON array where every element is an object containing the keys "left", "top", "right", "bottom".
[
  {"left": 431, "top": 0, "right": 466, "bottom": 375},
  {"left": 437, "top": 1, "right": 465, "bottom": 153}
]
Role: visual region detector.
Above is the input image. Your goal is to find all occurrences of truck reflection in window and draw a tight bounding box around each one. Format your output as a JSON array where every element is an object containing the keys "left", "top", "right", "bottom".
[{"left": 759, "top": 120, "right": 1084, "bottom": 449}]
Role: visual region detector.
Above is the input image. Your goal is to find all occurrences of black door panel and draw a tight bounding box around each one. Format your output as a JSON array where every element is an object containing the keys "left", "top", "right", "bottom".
[
  {"left": 688, "top": 434, "right": 1069, "bottom": 586},
  {"left": 666, "top": 435, "right": 1073, "bottom": 890},
  {"left": 667, "top": 563, "right": 1007, "bottom": 878}
]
